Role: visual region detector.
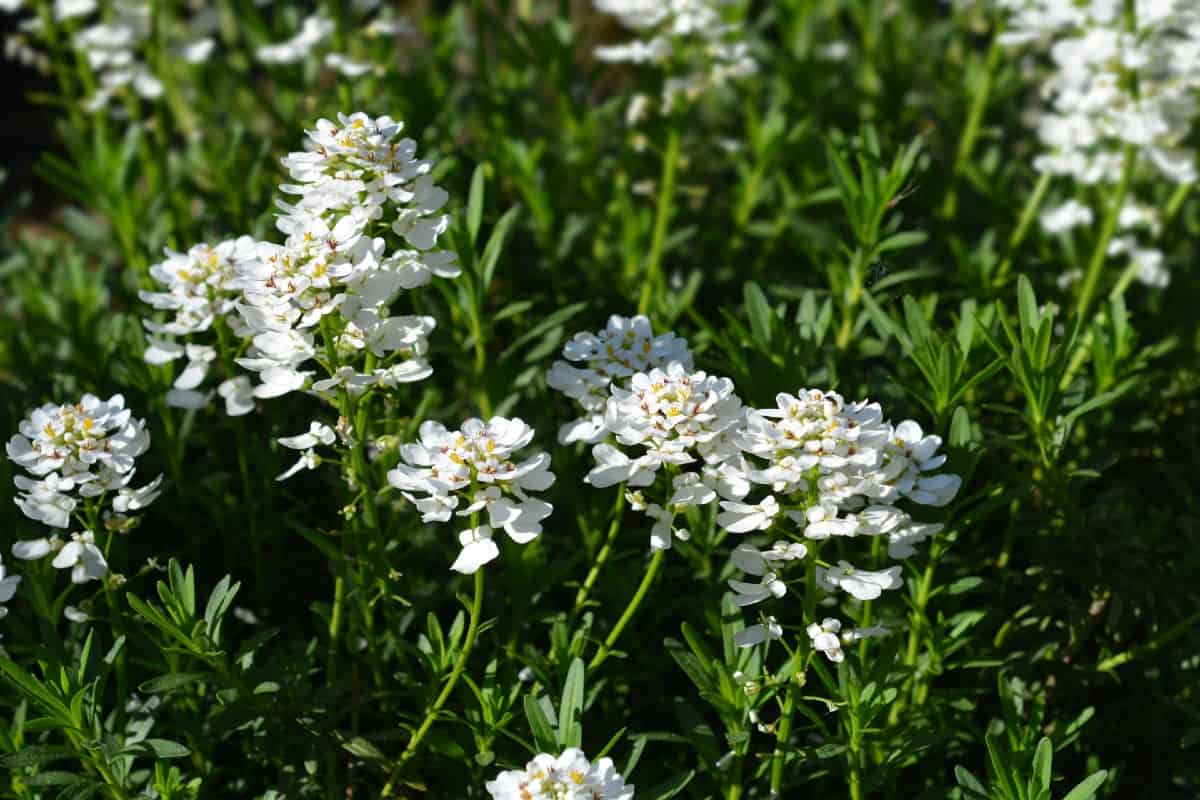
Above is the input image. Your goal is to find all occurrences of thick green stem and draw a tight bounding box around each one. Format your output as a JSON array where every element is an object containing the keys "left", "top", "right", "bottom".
[
  {"left": 637, "top": 129, "right": 681, "bottom": 316},
  {"left": 380, "top": 570, "right": 486, "bottom": 796},
  {"left": 1075, "top": 147, "right": 1136, "bottom": 317},
  {"left": 770, "top": 541, "right": 820, "bottom": 794},
  {"left": 941, "top": 35, "right": 1002, "bottom": 219},
  {"left": 994, "top": 171, "right": 1051, "bottom": 286},
  {"left": 572, "top": 490, "right": 626, "bottom": 615},
  {"left": 588, "top": 549, "right": 665, "bottom": 670}
]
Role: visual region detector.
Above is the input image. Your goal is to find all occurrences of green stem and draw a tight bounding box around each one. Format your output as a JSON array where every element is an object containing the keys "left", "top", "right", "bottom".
[
  {"left": 588, "top": 549, "right": 665, "bottom": 670},
  {"left": 770, "top": 541, "right": 820, "bottom": 794},
  {"left": 1075, "top": 146, "right": 1136, "bottom": 318},
  {"left": 994, "top": 171, "right": 1051, "bottom": 286},
  {"left": 572, "top": 490, "right": 626, "bottom": 615},
  {"left": 380, "top": 569, "right": 486, "bottom": 796},
  {"left": 941, "top": 35, "right": 1002, "bottom": 219},
  {"left": 637, "top": 128, "right": 681, "bottom": 316}
]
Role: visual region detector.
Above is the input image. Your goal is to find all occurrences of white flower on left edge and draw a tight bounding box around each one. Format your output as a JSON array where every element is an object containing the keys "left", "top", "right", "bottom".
[
  {"left": 0, "top": 554, "right": 21, "bottom": 620},
  {"left": 387, "top": 417, "right": 555, "bottom": 573},
  {"left": 7, "top": 395, "right": 161, "bottom": 537}
]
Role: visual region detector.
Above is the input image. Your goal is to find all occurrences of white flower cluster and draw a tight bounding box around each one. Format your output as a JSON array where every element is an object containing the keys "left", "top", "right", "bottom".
[
  {"left": 1000, "top": 0, "right": 1200, "bottom": 288},
  {"left": 0, "top": 0, "right": 219, "bottom": 113},
  {"left": 552, "top": 316, "right": 746, "bottom": 551},
  {"left": 255, "top": 1, "right": 412, "bottom": 77},
  {"left": 485, "top": 747, "right": 634, "bottom": 800},
  {"left": 588, "top": 361, "right": 747, "bottom": 551},
  {"left": 593, "top": 0, "right": 757, "bottom": 117},
  {"left": 387, "top": 418, "right": 556, "bottom": 574},
  {"left": 722, "top": 390, "right": 960, "bottom": 660},
  {"left": 5, "top": 394, "right": 161, "bottom": 591},
  {"left": 140, "top": 237, "right": 258, "bottom": 415},
  {"left": 547, "top": 314, "right": 693, "bottom": 444},
  {"left": 233, "top": 112, "right": 456, "bottom": 408}
]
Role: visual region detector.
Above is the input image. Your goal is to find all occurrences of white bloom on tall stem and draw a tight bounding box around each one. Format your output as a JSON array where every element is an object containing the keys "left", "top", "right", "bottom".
[
  {"left": 387, "top": 417, "right": 555, "bottom": 573},
  {"left": 485, "top": 747, "right": 634, "bottom": 800}
]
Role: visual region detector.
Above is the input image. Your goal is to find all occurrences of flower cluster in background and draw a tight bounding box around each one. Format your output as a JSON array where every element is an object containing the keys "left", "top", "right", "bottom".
[
  {"left": 1001, "top": 0, "right": 1200, "bottom": 288},
  {"left": 593, "top": 0, "right": 757, "bottom": 118},
  {"left": 254, "top": 0, "right": 412, "bottom": 77},
  {"left": 0, "top": 0, "right": 219, "bottom": 113}
]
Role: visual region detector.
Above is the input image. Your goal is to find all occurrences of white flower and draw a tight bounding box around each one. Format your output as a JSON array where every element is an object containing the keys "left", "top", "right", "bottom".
[
  {"left": 808, "top": 617, "right": 845, "bottom": 663},
  {"left": 605, "top": 363, "right": 743, "bottom": 458},
  {"left": 51, "top": 531, "right": 108, "bottom": 584},
  {"left": 111, "top": 474, "right": 163, "bottom": 513},
  {"left": 217, "top": 377, "right": 256, "bottom": 417},
  {"left": 450, "top": 526, "right": 500, "bottom": 574},
  {"left": 12, "top": 536, "right": 60, "bottom": 561},
  {"left": 233, "top": 113, "right": 456, "bottom": 404},
  {"left": 485, "top": 747, "right": 634, "bottom": 800},
  {"left": 279, "top": 422, "right": 337, "bottom": 450},
  {"left": 547, "top": 314, "right": 693, "bottom": 444},
  {"left": 7, "top": 394, "right": 149, "bottom": 478},
  {"left": 818, "top": 561, "right": 902, "bottom": 601},
  {"left": 734, "top": 615, "right": 782, "bottom": 648},
  {"left": 585, "top": 443, "right": 656, "bottom": 488},
  {"left": 277, "top": 449, "right": 320, "bottom": 482},
  {"left": 716, "top": 495, "right": 779, "bottom": 533},
  {"left": 1040, "top": 199, "right": 1094, "bottom": 234},
  {"left": 593, "top": 0, "right": 756, "bottom": 116},
  {"left": 0, "top": 555, "right": 20, "bottom": 620},
  {"left": 256, "top": 14, "right": 334, "bottom": 64},
  {"left": 388, "top": 417, "right": 555, "bottom": 571},
  {"left": 64, "top": 605, "right": 90, "bottom": 623},
  {"left": 13, "top": 473, "right": 78, "bottom": 528}
]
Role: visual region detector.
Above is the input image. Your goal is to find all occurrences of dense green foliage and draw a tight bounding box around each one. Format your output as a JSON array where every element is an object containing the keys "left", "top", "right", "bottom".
[{"left": 1, "top": 1, "right": 1198, "bottom": 798}]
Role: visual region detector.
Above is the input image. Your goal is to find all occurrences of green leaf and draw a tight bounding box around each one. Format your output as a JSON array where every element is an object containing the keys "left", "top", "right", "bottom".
[
  {"left": 644, "top": 769, "right": 695, "bottom": 800},
  {"left": 1030, "top": 737, "right": 1053, "bottom": 799},
  {"left": 558, "top": 658, "right": 585, "bottom": 749},
  {"left": 743, "top": 281, "right": 774, "bottom": 347},
  {"left": 23, "top": 772, "right": 87, "bottom": 787},
  {"left": 479, "top": 206, "right": 521, "bottom": 294},
  {"left": 138, "top": 739, "right": 191, "bottom": 759},
  {"left": 1061, "top": 770, "right": 1108, "bottom": 800},
  {"left": 467, "top": 164, "right": 486, "bottom": 244},
  {"left": 138, "top": 672, "right": 209, "bottom": 694},
  {"left": 523, "top": 694, "right": 557, "bottom": 753},
  {"left": 0, "top": 745, "right": 74, "bottom": 768}
]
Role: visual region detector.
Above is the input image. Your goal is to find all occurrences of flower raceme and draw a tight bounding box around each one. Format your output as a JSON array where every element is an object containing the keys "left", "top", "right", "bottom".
[
  {"left": 547, "top": 313, "right": 693, "bottom": 444},
  {"left": 6, "top": 395, "right": 161, "bottom": 595},
  {"left": 585, "top": 360, "right": 748, "bottom": 550},
  {"left": 387, "top": 417, "right": 556, "bottom": 573},
  {"left": 721, "top": 389, "right": 961, "bottom": 660},
  {"left": 485, "top": 747, "right": 634, "bottom": 800},
  {"left": 140, "top": 237, "right": 259, "bottom": 415},
  {"left": 233, "top": 112, "right": 457, "bottom": 403}
]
